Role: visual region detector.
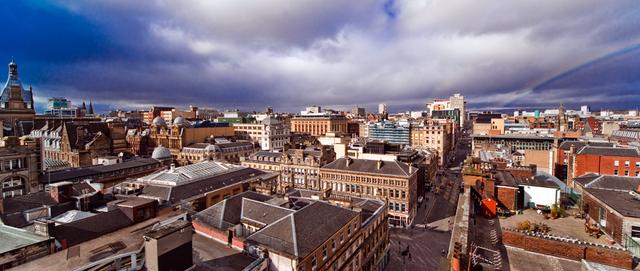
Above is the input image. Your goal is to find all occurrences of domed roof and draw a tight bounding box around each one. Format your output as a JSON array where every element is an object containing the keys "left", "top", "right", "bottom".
[
  {"left": 152, "top": 116, "right": 166, "bottom": 127},
  {"left": 173, "top": 116, "right": 190, "bottom": 127},
  {"left": 151, "top": 145, "right": 172, "bottom": 160}
]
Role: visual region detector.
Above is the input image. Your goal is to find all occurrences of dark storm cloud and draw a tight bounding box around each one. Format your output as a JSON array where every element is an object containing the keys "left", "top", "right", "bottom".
[{"left": 2, "top": 0, "right": 640, "bottom": 113}]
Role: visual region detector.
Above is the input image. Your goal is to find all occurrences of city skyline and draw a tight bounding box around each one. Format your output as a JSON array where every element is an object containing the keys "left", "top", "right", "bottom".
[{"left": 2, "top": 1, "right": 640, "bottom": 113}]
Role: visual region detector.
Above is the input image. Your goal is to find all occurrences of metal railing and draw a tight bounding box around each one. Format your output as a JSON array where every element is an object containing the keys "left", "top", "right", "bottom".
[{"left": 623, "top": 233, "right": 640, "bottom": 257}]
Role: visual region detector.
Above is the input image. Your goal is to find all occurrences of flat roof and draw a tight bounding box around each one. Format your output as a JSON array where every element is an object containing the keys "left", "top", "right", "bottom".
[
  {"left": 13, "top": 210, "right": 186, "bottom": 271},
  {"left": 0, "top": 224, "right": 50, "bottom": 254}
]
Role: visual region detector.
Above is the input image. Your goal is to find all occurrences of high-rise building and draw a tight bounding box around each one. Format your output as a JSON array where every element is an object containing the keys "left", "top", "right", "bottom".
[
  {"left": 351, "top": 105, "right": 365, "bottom": 117},
  {"left": 378, "top": 103, "right": 387, "bottom": 114},
  {"left": 449, "top": 93, "right": 465, "bottom": 126},
  {"left": 367, "top": 121, "right": 411, "bottom": 145}
]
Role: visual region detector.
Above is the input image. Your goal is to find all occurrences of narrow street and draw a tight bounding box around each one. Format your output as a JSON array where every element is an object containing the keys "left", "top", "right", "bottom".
[{"left": 387, "top": 134, "right": 471, "bottom": 271}]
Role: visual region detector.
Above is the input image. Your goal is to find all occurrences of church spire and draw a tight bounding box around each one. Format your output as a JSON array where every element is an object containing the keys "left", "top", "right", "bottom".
[
  {"left": 89, "top": 100, "right": 94, "bottom": 115},
  {"left": 8, "top": 58, "right": 18, "bottom": 80}
]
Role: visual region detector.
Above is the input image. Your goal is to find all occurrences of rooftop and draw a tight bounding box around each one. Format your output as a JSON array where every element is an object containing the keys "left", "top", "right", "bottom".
[
  {"left": 586, "top": 188, "right": 640, "bottom": 218},
  {"left": 40, "top": 157, "right": 161, "bottom": 184},
  {"left": 194, "top": 191, "right": 273, "bottom": 230},
  {"left": 246, "top": 201, "right": 358, "bottom": 259},
  {"left": 322, "top": 157, "right": 416, "bottom": 177},
  {"left": 0, "top": 224, "right": 50, "bottom": 255},
  {"left": 576, "top": 146, "right": 640, "bottom": 157}
]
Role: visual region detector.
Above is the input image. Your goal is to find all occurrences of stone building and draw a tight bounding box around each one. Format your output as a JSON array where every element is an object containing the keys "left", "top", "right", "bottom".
[
  {"left": 125, "top": 128, "right": 151, "bottom": 156},
  {"left": 233, "top": 116, "right": 290, "bottom": 151},
  {"left": 290, "top": 114, "right": 348, "bottom": 136},
  {"left": 148, "top": 117, "right": 235, "bottom": 159},
  {"left": 280, "top": 146, "right": 336, "bottom": 192},
  {"left": 240, "top": 151, "right": 283, "bottom": 172},
  {"left": 31, "top": 122, "right": 128, "bottom": 170},
  {"left": 0, "top": 60, "right": 35, "bottom": 137},
  {"left": 0, "top": 137, "right": 40, "bottom": 197},
  {"left": 410, "top": 119, "right": 453, "bottom": 165},
  {"left": 320, "top": 157, "right": 418, "bottom": 227},
  {"left": 178, "top": 141, "right": 254, "bottom": 164}
]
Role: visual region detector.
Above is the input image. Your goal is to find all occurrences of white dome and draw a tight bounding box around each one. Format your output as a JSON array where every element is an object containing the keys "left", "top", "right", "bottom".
[
  {"left": 173, "top": 116, "right": 190, "bottom": 127},
  {"left": 151, "top": 145, "right": 172, "bottom": 160},
  {"left": 152, "top": 116, "right": 167, "bottom": 127}
]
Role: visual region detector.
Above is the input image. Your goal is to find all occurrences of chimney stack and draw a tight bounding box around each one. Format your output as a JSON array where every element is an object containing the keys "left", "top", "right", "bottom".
[
  {"left": 49, "top": 182, "right": 74, "bottom": 204},
  {"left": 377, "top": 160, "right": 383, "bottom": 170},
  {"left": 345, "top": 157, "right": 352, "bottom": 167}
]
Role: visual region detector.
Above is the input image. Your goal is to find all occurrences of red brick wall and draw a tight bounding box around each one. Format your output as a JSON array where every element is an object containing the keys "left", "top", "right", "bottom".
[
  {"left": 495, "top": 186, "right": 517, "bottom": 211},
  {"left": 575, "top": 154, "right": 640, "bottom": 177},
  {"left": 193, "top": 220, "right": 246, "bottom": 250},
  {"left": 502, "top": 231, "right": 584, "bottom": 260},
  {"left": 585, "top": 246, "right": 634, "bottom": 270},
  {"left": 582, "top": 193, "right": 624, "bottom": 244},
  {"left": 502, "top": 230, "right": 633, "bottom": 270}
]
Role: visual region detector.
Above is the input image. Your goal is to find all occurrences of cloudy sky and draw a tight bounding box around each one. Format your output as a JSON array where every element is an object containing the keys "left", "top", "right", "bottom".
[{"left": 2, "top": 1, "right": 640, "bottom": 113}]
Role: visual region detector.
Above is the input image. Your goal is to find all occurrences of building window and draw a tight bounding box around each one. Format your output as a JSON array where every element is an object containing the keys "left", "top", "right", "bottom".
[
  {"left": 322, "top": 245, "right": 327, "bottom": 259},
  {"left": 332, "top": 240, "right": 336, "bottom": 251},
  {"left": 401, "top": 203, "right": 406, "bottom": 212},
  {"left": 625, "top": 161, "right": 630, "bottom": 167},
  {"left": 614, "top": 170, "right": 619, "bottom": 175},
  {"left": 632, "top": 226, "right": 640, "bottom": 238},
  {"left": 636, "top": 161, "right": 640, "bottom": 168},
  {"left": 311, "top": 256, "right": 317, "bottom": 270},
  {"left": 625, "top": 171, "right": 629, "bottom": 176},
  {"left": 614, "top": 160, "right": 619, "bottom": 166}
]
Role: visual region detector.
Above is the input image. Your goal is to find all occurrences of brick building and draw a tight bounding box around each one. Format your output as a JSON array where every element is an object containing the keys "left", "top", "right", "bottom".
[
  {"left": 575, "top": 174, "right": 640, "bottom": 246},
  {"left": 568, "top": 145, "right": 640, "bottom": 188}
]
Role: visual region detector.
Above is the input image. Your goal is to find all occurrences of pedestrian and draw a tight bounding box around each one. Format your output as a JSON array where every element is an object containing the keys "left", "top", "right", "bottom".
[{"left": 441, "top": 249, "right": 446, "bottom": 256}]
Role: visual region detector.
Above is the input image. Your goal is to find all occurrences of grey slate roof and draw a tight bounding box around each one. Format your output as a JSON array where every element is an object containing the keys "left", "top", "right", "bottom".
[
  {"left": 558, "top": 141, "right": 614, "bottom": 150},
  {"left": 246, "top": 201, "right": 358, "bottom": 259},
  {"left": 241, "top": 198, "right": 294, "bottom": 227},
  {"left": 40, "top": 157, "right": 161, "bottom": 184},
  {"left": 1, "top": 192, "right": 56, "bottom": 214},
  {"left": 576, "top": 146, "right": 640, "bottom": 157},
  {"left": 581, "top": 174, "right": 640, "bottom": 218},
  {"left": 572, "top": 173, "right": 601, "bottom": 187},
  {"left": 586, "top": 189, "right": 640, "bottom": 218},
  {"left": 581, "top": 175, "right": 640, "bottom": 191},
  {"left": 193, "top": 191, "right": 272, "bottom": 230},
  {"left": 51, "top": 209, "right": 134, "bottom": 247},
  {"left": 322, "top": 158, "right": 416, "bottom": 177}
]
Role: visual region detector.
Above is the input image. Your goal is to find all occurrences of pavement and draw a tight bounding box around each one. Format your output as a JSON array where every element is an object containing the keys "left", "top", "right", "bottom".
[{"left": 387, "top": 135, "right": 471, "bottom": 271}]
